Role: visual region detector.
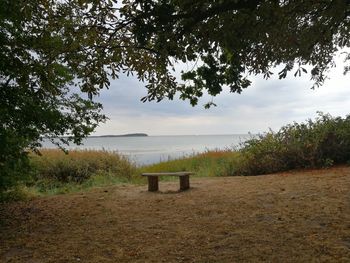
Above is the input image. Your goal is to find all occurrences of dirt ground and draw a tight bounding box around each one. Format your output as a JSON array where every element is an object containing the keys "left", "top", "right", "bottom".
[{"left": 1, "top": 166, "right": 350, "bottom": 263}]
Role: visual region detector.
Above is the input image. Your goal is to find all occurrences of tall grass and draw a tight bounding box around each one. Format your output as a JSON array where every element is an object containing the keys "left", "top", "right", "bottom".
[
  {"left": 139, "top": 150, "right": 239, "bottom": 179},
  {"left": 27, "top": 149, "right": 138, "bottom": 195},
  {"left": 23, "top": 149, "right": 239, "bottom": 195}
]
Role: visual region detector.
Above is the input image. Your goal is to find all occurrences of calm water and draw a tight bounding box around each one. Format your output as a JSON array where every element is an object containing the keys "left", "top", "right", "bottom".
[{"left": 42, "top": 135, "right": 251, "bottom": 165}]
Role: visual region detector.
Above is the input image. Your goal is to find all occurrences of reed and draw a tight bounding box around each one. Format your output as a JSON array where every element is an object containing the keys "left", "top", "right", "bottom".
[
  {"left": 25, "top": 149, "right": 138, "bottom": 195},
  {"left": 138, "top": 150, "right": 239, "bottom": 181}
]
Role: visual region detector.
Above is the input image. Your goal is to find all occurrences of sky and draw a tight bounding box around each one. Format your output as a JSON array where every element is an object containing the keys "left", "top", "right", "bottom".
[{"left": 92, "top": 53, "right": 350, "bottom": 136}]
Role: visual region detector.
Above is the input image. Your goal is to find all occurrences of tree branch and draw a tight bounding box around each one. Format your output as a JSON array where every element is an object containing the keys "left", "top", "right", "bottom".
[{"left": 175, "top": 0, "right": 262, "bottom": 35}]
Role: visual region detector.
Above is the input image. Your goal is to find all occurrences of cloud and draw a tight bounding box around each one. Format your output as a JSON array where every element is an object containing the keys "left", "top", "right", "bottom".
[{"left": 93, "top": 56, "right": 350, "bottom": 135}]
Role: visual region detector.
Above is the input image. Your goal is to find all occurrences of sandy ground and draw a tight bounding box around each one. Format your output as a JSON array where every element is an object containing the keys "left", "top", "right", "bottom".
[{"left": 1, "top": 166, "right": 350, "bottom": 263}]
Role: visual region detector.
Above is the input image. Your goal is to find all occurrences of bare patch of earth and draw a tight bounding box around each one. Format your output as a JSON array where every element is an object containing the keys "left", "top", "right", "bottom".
[{"left": 1, "top": 166, "right": 349, "bottom": 262}]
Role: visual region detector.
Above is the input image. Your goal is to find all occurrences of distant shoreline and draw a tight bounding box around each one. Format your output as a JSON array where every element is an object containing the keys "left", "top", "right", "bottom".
[
  {"left": 88, "top": 133, "right": 148, "bottom": 138},
  {"left": 89, "top": 134, "right": 252, "bottom": 137}
]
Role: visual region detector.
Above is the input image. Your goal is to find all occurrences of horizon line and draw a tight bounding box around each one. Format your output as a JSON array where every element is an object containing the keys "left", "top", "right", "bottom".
[{"left": 90, "top": 133, "right": 255, "bottom": 137}]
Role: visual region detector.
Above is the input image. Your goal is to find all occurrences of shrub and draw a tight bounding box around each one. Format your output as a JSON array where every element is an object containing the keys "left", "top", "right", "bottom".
[
  {"left": 30, "top": 149, "right": 136, "bottom": 183},
  {"left": 234, "top": 113, "right": 350, "bottom": 175},
  {"left": 0, "top": 131, "right": 33, "bottom": 193}
]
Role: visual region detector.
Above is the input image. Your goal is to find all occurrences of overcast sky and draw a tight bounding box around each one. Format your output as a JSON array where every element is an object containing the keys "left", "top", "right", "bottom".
[{"left": 92, "top": 54, "right": 349, "bottom": 136}]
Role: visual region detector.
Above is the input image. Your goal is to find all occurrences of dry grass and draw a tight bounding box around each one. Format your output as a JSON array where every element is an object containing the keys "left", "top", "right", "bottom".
[
  {"left": 31, "top": 149, "right": 136, "bottom": 182},
  {"left": 140, "top": 150, "right": 239, "bottom": 178},
  {"left": 22, "top": 149, "right": 139, "bottom": 195},
  {"left": 1, "top": 166, "right": 349, "bottom": 262}
]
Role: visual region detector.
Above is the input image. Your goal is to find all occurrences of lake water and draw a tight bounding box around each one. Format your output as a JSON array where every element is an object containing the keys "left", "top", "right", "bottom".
[{"left": 42, "top": 135, "right": 251, "bottom": 165}]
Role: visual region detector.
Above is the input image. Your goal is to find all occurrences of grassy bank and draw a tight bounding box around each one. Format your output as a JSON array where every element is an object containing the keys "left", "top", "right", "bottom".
[
  {"left": 24, "top": 149, "right": 139, "bottom": 196},
  {"left": 0, "top": 149, "right": 239, "bottom": 199},
  {"left": 2, "top": 113, "right": 349, "bottom": 201},
  {"left": 19, "top": 149, "right": 238, "bottom": 197},
  {"left": 0, "top": 149, "right": 138, "bottom": 200}
]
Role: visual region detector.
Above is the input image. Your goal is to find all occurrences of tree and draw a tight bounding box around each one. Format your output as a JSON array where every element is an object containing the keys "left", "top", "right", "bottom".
[
  {"left": 124, "top": 0, "right": 350, "bottom": 106},
  {"left": 0, "top": 0, "right": 108, "bottom": 189},
  {"left": 1, "top": 0, "right": 349, "bottom": 189}
]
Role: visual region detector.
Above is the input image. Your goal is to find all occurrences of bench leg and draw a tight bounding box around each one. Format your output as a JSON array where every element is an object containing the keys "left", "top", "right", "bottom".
[
  {"left": 179, "top": 175, "right": 190, "bottom": 191},
  {"left": 148, "top": 176, "right": 159, "bottom": 192}
]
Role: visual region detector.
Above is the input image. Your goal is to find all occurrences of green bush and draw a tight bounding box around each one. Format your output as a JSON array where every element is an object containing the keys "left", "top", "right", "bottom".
[
  {"left": 234, "top": 113, "right": 350, "bottom": 175},
  {"left": 30, "top": 149, "right": 136, "bottom": 183},
  {"left": 0, "top": 131, "right": 32, "bottom": 193}
]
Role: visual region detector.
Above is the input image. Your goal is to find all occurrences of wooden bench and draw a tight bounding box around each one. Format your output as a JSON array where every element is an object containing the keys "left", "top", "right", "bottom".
[{"left": 142, "top": 172, "right": 194, "bottom": 192}]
